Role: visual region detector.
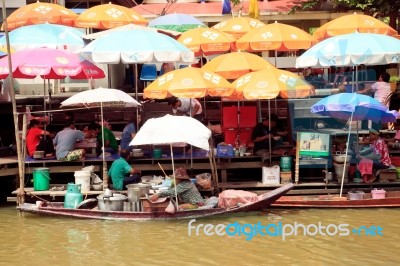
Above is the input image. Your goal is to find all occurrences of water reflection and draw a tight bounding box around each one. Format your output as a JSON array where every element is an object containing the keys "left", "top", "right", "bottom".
[{"left": 1, "top": 204, "right": 400, "bottom": 265}]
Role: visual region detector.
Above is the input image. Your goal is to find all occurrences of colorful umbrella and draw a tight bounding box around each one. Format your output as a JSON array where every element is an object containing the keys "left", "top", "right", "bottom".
[
  {"left": 202, "top": 51, "right": 273, "bottom": 80},
  {"left": 0, "top": 24, "right": 84, "bottom": 53},
  {"left": 2, "top": 2, "right": 77, "bottom": 31},
  {"left": 311, "top": 92, "right": 399, "bottom": 197},
  {"left": 296, "top": 33, "right": 400, "bottom": 68},
  {"left": 212, "top": 17, "right": 265, "bottom": 40},
  {"left": 232, "top": 68, "right": 314, "bottom": 100},
  {"left": 143, "top": 67, "right": 233, "bottom": 99},
  {"left": 236, "top": 21, "right": 314, "bottom": 52},
  {"left": 75, "top": 3, "right": 147, "bottom": 29},
  {"left": 0, "top": 47, "right": 104, "bottom": 79},
  {"left": 311, "top": 93, "right": 399, "bottom": 124},
  {"left": 313, "top": 12, "right": 398, "bottom": 42},
  {"left": 177, "top": 28, "right": 236, "bottom": 56},
  {"left": 81, "top": 29, "right": 194, "bottom": 64},
  {"left": 148, "top": 14, "right": 206, "bottom": 33}
]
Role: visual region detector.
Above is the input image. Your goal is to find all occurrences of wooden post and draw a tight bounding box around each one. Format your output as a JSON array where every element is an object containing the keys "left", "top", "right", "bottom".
[{"left": 1, "top": 0, "right": 25, "bottom": 205}]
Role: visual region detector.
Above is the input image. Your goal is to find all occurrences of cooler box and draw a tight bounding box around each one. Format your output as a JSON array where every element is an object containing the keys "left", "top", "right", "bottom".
[{"left": 217, "top": 144, "right": 234, "bottom": 157}]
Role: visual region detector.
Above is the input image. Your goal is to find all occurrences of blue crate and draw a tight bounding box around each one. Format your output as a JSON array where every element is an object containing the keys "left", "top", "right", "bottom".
[{"left": 217, "top": 144, "right": 234, "bottom": 157}]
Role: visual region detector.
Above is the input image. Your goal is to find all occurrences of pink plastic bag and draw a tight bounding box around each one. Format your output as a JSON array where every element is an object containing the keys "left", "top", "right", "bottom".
[{"left": 218, "top": 190, "right": 259, "bottom": 208}]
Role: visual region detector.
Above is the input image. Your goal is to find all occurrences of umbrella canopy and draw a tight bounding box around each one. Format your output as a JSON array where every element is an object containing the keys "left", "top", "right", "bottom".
[
  {"left": 311, "top": 93, "right": 399, "bottom": 123},
  {"left": 236, "top": 21, "right": 314, "bottom": 52},
  {"left": 296, "top": 33, "right": 400, "bottom": 68},
  {"left": 0, "top": 47, "right": 105, "bottom": 79},
  {"left": 74, "top": 3, "right": 147, "bottom": 29},
  {"left": 313, "top": 13, "right": 398, "bottom": 42},
  {"left": 212, "top": 17, "right": 265, "bottom": 40},
  {"left": 148, "top": 14, "right": 206, "bottom": 33},
  {"left": 177, "top": 28, "right": 236, "bottom": 56},
  {"left": 60, "top": 87, "right": 141, "bottom": 109},
  {"left": 232, "top": 67, "right": 314, "bottom": 100},
  {"left": 143, "top": 67, "right": 234, "bottom": 99},
  {"left": 81, "top": 29, "right": 194, "bottom": 64},
  {"left": 0, "top": 24, "right": 84, "bottom": 53},
  {"left": 2, "top": 2, "right": 77, "bottom": 31},
  {"left": 202, "top": 51, "right": 273, "bottom": 80},
  {"left": 130, "top": 114, "right": 211, "bottom": 151}
]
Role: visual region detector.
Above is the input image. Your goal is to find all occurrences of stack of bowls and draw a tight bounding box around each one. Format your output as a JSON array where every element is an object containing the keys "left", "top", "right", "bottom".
[{"left": 131, "top": 149, "right": 144, "bottom": 157}]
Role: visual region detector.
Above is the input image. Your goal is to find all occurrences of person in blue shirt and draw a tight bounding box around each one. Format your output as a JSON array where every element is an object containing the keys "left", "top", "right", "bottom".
[
  {"left": 120, "top": 119, "right": 136, "bottom": 151},
  {"left": 108, "top": 149, "right": 141, "bottom": 190}
]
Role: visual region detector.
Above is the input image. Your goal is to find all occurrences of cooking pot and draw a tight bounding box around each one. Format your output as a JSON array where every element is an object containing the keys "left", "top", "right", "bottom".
[
  {"left": 97, "top": 193, "right": 127, "bottom": 211},
  {"left": 126, "top": 185, "right": 141, "bottom": 202},
  {"left": 126, "top": 183, "right": 151, "bottom": 197}
]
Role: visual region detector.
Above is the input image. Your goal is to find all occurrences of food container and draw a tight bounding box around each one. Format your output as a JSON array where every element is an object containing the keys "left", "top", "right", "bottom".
[
  {"left": 348, "top": 191, "right": 365, "bottom": 200},
  {"left": 91, "top": 183, "right": 103, "bottom": 191},
  {"left": 371, "top": 189, "right": 386, "bottom": 199},
  {"left": 97, "top": 193, "right": 127, "bottom": 211}
]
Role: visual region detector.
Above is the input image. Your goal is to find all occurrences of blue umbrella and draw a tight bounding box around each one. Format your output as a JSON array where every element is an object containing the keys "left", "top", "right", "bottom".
[
  {"left": 311, "top": 93, "right": 399, "bottom": 123},
  {"left": 148, "top": 14, "right": 206, "bottom": 33},
  {"left": 296, "top": 33, "right": 400, "bottom": 68},
  {"left": 81, "top": 29, "right": 195, "bottom": 64},
  {"left": 0, "top": 24, "right": 84, "bottom": 53},
  {"left": 311, "top": 92, "right": 399, "bottom": 197}
]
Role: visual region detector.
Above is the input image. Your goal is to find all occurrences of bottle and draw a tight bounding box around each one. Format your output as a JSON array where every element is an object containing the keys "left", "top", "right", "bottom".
[{"left": 234, "top": 134, "right": 240, "bottom": 149}]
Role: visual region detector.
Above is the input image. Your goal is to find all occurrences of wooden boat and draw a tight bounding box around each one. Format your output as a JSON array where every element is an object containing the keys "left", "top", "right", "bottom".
[
  {"left": 17, "top": 183, "right": 293, "bottom": 221},
  {"left": 271, "top": 190, "right": 400, "bottom": 208}
]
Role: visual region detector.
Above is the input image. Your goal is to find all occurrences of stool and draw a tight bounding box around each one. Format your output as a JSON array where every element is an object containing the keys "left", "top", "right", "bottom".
[{"left": 378, "top": 169, "right": 397, "bottom": 182}]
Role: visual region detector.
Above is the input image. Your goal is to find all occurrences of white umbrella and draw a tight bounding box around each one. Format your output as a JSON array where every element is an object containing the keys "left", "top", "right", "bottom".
[
  {"left": 129, "top": 114, "right": 212, "bottom": 207},
  {"left": 61, "top": 87, "right": 141, "bottom": 188}
]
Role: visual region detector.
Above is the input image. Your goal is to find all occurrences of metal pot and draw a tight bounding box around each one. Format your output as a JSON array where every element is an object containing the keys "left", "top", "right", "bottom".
[
  {"left": 126, "top": 185, "right": 141, "bottom": 202},
  {"left": 97, "top": 193, "right": 127, "bottom": 211},
  {"left": 126, "top": 183, "right": 151, "bottom": 197},
  {"left": 104, "top": 188, "right": 113, "bottom": 197}
]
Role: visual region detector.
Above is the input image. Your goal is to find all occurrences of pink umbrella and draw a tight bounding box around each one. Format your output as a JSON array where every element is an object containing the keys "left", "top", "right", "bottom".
[{"left": 0, "top": 47, "right": 105, "bottom": 79}]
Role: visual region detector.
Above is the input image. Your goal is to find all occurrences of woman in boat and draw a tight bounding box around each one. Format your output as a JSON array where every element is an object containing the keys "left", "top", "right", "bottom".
[{"left": 150, "top": 168, "right": 205, "bottom": 209}]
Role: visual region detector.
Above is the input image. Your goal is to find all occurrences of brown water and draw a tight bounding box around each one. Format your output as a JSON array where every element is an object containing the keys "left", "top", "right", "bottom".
[{"left": 1, "top": 204, "right": 400, "bottom": 265}]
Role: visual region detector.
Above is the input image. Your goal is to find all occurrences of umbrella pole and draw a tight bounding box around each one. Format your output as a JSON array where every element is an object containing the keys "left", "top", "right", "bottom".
[
  {"left": 135, "top": 63, "right": 140, "bottom": 130},
  {"left": 100, "top": 101, "right": 108, "bottom": 189},
  {"left": 268, "top": 99, "right": 272, "bottom": 163},
  {"left": 1, "top": 0, "right": 25, "bottom": 204},
  {"left": 340, "top": 112, "right": 353, "bottom": 198},
  {"left": 170, "top": 144, "right": 179, "bottom": 209}
]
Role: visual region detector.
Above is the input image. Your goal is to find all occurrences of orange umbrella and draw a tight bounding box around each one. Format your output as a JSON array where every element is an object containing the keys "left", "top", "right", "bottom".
[
  {"left": 232, "top": 67, "right": 314, "bottom": 100},
  {"left": 177, "top": 28, "right": 236, "bottom": 56},
  {"left": 143, "top": 67, "right": 233, "bottom": 99},
  {"left": 212, "top": 17, "right": 265, "bottom": 40},
  {"left": 2, "top": 2, "right": 77, "bottom": 31},
  {"left": 202, "top": 51, "right": 274, "bottom": 80},
  {"left": 75, "top": 3, "right": 147, "bottom": 29},
  {"left": 313, "top": 13, "right": 398, "bottom": 42},
  {"left": 236, "top": 21, "right": 314, "bottom": 52}
]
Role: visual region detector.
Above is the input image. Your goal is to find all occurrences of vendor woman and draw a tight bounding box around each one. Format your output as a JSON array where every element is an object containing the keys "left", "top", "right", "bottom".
[{"left": 150, "top": 168, "right": 204, "bottom": 209}]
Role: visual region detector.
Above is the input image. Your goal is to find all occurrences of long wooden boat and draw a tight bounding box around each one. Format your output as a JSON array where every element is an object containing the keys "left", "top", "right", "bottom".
[
  {"left": 271, "top": 190, "right": 400, "bottom": 208},
  {"left": 17, "top": 183, "right": 293, "bottom": 221}
]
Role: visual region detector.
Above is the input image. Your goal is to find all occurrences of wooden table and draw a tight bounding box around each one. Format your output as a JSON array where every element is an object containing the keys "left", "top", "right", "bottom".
[{"left": 75, "top": 139, "right": 97, "bottom": 157}]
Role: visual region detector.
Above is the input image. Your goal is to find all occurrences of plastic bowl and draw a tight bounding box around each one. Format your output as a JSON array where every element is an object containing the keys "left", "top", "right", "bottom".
[{"left": 92, "top": 183, "right": 103, "bottom": 191}]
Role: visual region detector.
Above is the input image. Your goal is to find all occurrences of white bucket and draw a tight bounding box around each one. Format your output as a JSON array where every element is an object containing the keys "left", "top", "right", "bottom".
[{"left": 74, "top": 170, "right": 91, "bottom": 192}]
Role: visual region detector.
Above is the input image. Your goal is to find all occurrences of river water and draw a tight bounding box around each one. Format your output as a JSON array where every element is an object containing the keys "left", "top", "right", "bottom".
[{"left": 1, "top": 203, "right": 400, "bottom": 265}]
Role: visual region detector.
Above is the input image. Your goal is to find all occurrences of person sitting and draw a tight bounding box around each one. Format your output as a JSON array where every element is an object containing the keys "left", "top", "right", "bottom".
[
  {"left": 120, "top": 119, "right": 136, "bottom": 152},
  {"left": 53, "top": 120, "right": 86, "bottom": 161},
  {"left": 26, "top": 119, "right": 53, "bottom": 157},
  {"left": 88, "top": 122, "right": 118, "bottom": 155},
  {"left": 251, "top": 114, "right": 287, "bottom": 162},
  {"left": 149, "top": 167, "right": 204, "bottom": 210},
  {"left": 108, "top": 149, "right": 141, "bottom": 190},
  {"left": 357, "top": 128, "right": 391, "bottom": 183},
  {"left": 383, "top": 121, "right": 400, "bottom": 149}
]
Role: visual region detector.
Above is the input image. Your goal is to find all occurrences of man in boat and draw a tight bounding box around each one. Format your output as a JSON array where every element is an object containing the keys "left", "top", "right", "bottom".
[
  {"left": 149, "top": 167, "right": 205, "bottom": 209},
  {"left": 108, "top": 149, "right": 141, "bottom": 190}
]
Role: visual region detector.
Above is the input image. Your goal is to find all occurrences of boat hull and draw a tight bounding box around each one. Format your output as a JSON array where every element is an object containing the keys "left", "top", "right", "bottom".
[
  {"left": 271, "top": 191, "right": 400, "bottom": 208},
  {"left": 17, "top": 183, "right": 293, "bottom": 221}
]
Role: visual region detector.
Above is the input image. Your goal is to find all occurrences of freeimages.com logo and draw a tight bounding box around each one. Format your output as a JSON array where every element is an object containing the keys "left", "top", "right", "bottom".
[{"left": 188, "top": 219, "right": 383, "bottom": 241}]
